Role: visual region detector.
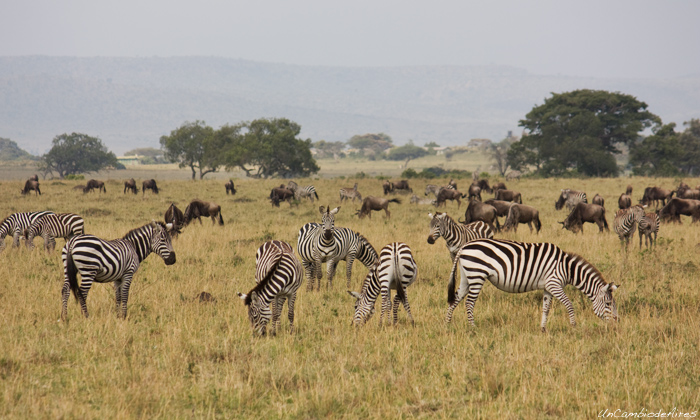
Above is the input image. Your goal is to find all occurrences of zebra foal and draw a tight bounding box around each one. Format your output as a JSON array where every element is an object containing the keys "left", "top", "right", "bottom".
[
  {"left": 446, "top": 239, "right": 619, "bottom": 332},
  {"left": 638, "top": 212, "right": 659, "bottom": 249},
  {"left": 339, "top": 183, "right": 362, "bottom": 202},
  {"left": 25, "top": 213, "right": 84, "bottom": 252},
  {"left": 0, "top": 211, "right": 54, "bottom": 252},
  {"left": 613, "top": 206, "right": 645, "bottom": 249},
  {"left": 238, "top": 240, "right": 303, "bottom": 336},
  {"left": 288, "top": 181, "right": 319, "bottom": 203},
  {"left": 347, "top": 242, "right": 417, "bottom": 327},
  {"left": 427, "top": 212, "right": 493, "bottom": 261},
  {"left": 61, "top": 221, "right": 176, "bottom": 320},
  {"left": 297, "top": 206, "right": 341, "bottom": 290}
]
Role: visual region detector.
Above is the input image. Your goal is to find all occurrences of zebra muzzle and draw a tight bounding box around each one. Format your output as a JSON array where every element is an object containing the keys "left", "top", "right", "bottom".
[
  {"left": 427, "top": 236, "right": 435, "bottom": 244},
  {"left": 164, "top": 252, "right": 177, "bottom": 265}
]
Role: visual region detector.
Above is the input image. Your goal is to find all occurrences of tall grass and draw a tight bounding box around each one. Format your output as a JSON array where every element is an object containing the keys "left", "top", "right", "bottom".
[{"left": 1, "top": 175, "right": 699, "bottom": 419}]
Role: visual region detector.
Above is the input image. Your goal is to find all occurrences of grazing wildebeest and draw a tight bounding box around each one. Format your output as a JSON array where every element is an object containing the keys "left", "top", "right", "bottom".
[
  {"left": 460, "top": 198, "right": 500, "bottom": 231},
  {"left": 29, "top": 174, "right": 39, "bottom": 182},
  {"left": 502, "top": 203, "right": 542, "bottom": 234},
  {"left": 340, "top": 183, "right": 362, "bottom": 202},
  {"left": 592, "top": 194, "right": 604, "bottom": 208},
  {"left": 164, "top": 203, "right": 185, "bottom": 237},
  {"left": 85, "top": 179, "right": 106, "bottom": 193},
  {"left": 124, "top": 178, "right": 139, "bottom": 194},
  {"left": 225, "top": 180, "right": 237, "bottom": 195},
  {"left": 382, "top": 180, "right": 394, "bottom": 195},
  {"left": 467, "top": 184, "right": 482, "bottom": 201},
  {"left": 626, "top": 184, "right": 633, "bottom": 196},
  {"left": 436, "top": 187, "right": 466, "bottom": 208},
  {"left": 559, "top": 202, "right": 609, "bottom": 233},
  {"left": 673, "top": 184, "right": 700, "bottom": 200},
  {"left": 640, "top": 186, "right": 672, "bottom": 208},
  {"left": 657, "top": 197, "right": 700, "bottom": 224},
  {"left": 142, "top": 179, "right": 159, "bottom": 195},
  {"left": 410, "top": 194, "right": 436, "bottom": 205},
  {"left": 618, "top": 194, "right": 632, "bottom": 210},
  {"left": 390, "top": 180, "right": 412, "bottom": 194},
  {"left": 20, "top": 179, "right": 41, "bottom": 195},
  {"left": 183, "top": 199, "right": 224, "bottom": 226},
  {"left": 356, "top": 196, "right": 401, "bottom": 219},
  {"left": 494, "top": 189, "right": 522, "bottom": 204},
  {"left": 555, "top": 189, "right": 586, "bottom": 211},
  {"left": 270, "top": 186, "right": 297, "bottom": 207},
  {"left": 492, "top": 182, "right": 507, "bottom": 193},
  {"left": 505, "top": 170, "right": 521, "bottom": 181},
  {"left": 484, "top": 199, "right": 511, "bottom": 226},
  {"left": 472, "top": 179, "right": 492, "bottom": 194}
]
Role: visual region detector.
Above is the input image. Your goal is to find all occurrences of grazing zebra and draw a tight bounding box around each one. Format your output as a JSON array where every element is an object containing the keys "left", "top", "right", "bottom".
[
  {"left": 237, "top": 240, "right": 303, "bottom": 336},
  {"left": 329, "top": 227, "right": 378, "bottom": 288},
  {"left": 347, "top": 242, "right": 417, "bottom": 326},
  {"left": 445, "top": 238, "right": 619, "bottom": 332},
  {"left": 613, "top": 206, "right": 645, "bottom": 249},
  {"left": 288, "top": 181, "right": 319, "bottom": 203},
  {"left": 340, "top": 183, "right": 362, "bottom": 202},
  {"left": 0, "top": 211, "right": 54, "bottom": 252},
  {"left": 638, "top": 212, "right": 659, "bottom": 249},
  {"left": 297, "top": 206, "right": 341, "bottom": 291},
  {"left": 555, "top": 189, "right": 587, "bottom": 211},
  {"left": 410, "top": 194, "right": 437, "bottom": 205},
  {"left": 60, "top": 221, "right": 176, "bottom": 320},
  {"left": 427, "top": 212, "right": 494, "bottom": 261},
  {"left": 25, "top": 213, "right": 84, "bottom": 252}
]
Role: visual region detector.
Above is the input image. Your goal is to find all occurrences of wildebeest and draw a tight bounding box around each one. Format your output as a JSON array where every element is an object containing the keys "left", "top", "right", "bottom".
[
  {"left": 20, "top": 179, "right": 41, "bottom": 195},
  {"left": 484, "top": 199, "right": 511, "bottom": 225},
  {"left": 657, "top": 197, "right": 700, "bottom": 224},
  {"left": 390, "top": 180, "right": 412, "bottom": 194},
  {"left": 356, "top": 196, "right": 401, "bottom": 219},
  {"left": 85, "top": 179, "right": 106, "bottom": 193},
  {"left": 164, "top": 203, "right": 185, "bottom": 237},
  {"left": 618, "top": 194, "right": 632, "bottom": 210},
  {"left": 592, "top": 194, "right": 604, "bottom": 208},
  {"left": 494, "top": 189, "right": 522, "bottom": 204},
  {"left": 555, "top": 189, "right": 586, "bottom": 211},
  {"left": 270, "top": 186, "right": 297, "bottom": 207},
  {"left": 492, "top": 182, "right": 507, "bottom": 193},
  {"left": 626, "top": 184, "right": 633, "bottom": 196},
  {"left": 436, "top": 188, "right": 466, "bottom": 208},
  {"left": 502, "top": 203, "right": 542, "bottom": 234},
  {"left": 124, "top": 178, "right": 139, "bottom": 194},
  {"left": 559, "top": 202, "right": 609, "bottom": 233},
  {"left": 467, "top": 184, "right": 481, "bottom": 201},
  {"left": 640, "top": 186, "right": 672, "bottom": 208},
  {"left": 183, "top": 199, "right": 224, "bottom": 226},
  {"left": 472, "top": 179, "right": 492, "bottom": 194},
  {"left": 673, "top": 184, "right": 700, "bottom": 200},
  {"left": 460, "top": 198, "right": 500, "bottom": 231},
  {"left": 29, "top": 174, "right": 39, "bottom": 182},
  {"left": 382, "top": 180, "right": 394, "bottom": 195},
  {"left": 225, "top": 180, "right": 237, "bottom": 195},
  {"left": 142, "top": 179, "right": 159, "bottom": 195}
]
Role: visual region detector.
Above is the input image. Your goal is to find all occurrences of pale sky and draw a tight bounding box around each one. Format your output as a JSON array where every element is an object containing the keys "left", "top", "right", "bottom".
[{"left": 1, "top": 0, "right": 699, "bottom": 79}]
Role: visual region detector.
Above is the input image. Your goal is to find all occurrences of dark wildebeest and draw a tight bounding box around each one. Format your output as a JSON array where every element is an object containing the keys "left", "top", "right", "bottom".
[
  {"left": 640, "top": 186, "right": 672, "bottom": 208},
  {"left": 502, "top": 203, "right": 542, "bottom": 234},
  {"left": 356, "top": 196, "right": 401, "bottom": 219},
  {"left": 559, "top": 202, "right": 609, "bottom": 234},
  {"left": 382, "top": 180, "right": 394, "bottom": 195},
  {"left": 467, "top": 184, "right": 482, "bottom": 201},
  {"left": 657, "top": 197, "right": 700, "bottom": 224},
  {"left": 20, "top": 180, "right": 41, "bottom": 196},
  {"left": 270, "top": 186, "right": 297, "bottom": 207},
  {"left": 492, "top": 182, "right": 507, "bottom": 193},
  {"left": 437, "top": 188, "right": 466, "bottom": 209},
  {"left": 225, "top": 180, "right": 237, "bottom": 195},
  {"left": 391, "top": 180, "right": 412, "bottom": 194},
  {"left": 618, "top": 194, "right": 632, "bottom": 210},
  {"left": 494, "top": 189, "right": 522, "bottom": 204},
  {"left": 143, "top": 179, "right": 159, "bottom": 195},
  {"left": 460, "top": 198, "right": 500, "bottom": 231},
  {"left": 164, "top": 203, "right": 185, "bottom": 237},
  {"left": 85, "top": 179, "right": 106, "bottom": 193},
  {"left": 29, "top": 174, "right": 39, "bottom": 182},
  {"left": 484, "top": 199, "right": 513, "bottom": 226},
  {"left": 626, "top": 185, "right": 633, "bottom": 196},
  {"left": 472, "top": 179, "right": 493, "bottom": 194},
  {"left": 592, "top": 194, "right": 604, "bottom": 208},
  {"left": 124, "top": 178, "right": 139, "bottom": 194},
  {"left": 555, "top": 189, "right": 586, "bottom": 211},
  {"left": 184, "top": 199, "right": 224, "bottom": 226},
  {"left": 672, "top": 184, "right": 700, "bottom": 200}
]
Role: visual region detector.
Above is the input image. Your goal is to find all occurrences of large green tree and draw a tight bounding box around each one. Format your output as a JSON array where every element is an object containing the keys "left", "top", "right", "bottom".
[
  {"left": 511, "top": 89, "right": 660, "bottom": 177},
  {"left": 38, "top": 133, "right": 118, "bottom": 179},
  {"left": 347, "top": 133, "right": 393, "bottom": 156},
  {"left": 160, "top": 121, "right": 219, "bottom": 179},
  {"left": 387, "top": 141, "right": 428, "bottom": 168},
  {"left": 629, "top": 123, "right": 681, "bottom": 176}
]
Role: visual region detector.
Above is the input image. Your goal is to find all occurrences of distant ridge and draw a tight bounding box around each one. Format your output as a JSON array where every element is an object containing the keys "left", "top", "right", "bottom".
[{"left": 1, "top": 56, "right": 698, "bottom": 155}]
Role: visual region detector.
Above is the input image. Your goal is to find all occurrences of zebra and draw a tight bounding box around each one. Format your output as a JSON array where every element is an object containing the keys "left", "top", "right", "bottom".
[
  {"left": 555, "top": 189, "right": 587, "bottom": 211},
  {"left": 445, "top": 238, "right": 619, "bottom": 332},
  {"left": 613, "top": 205, "right": 645, "bottom": 249},
  {"left": 638, "top": 212, "right": 659, "bottom": 249},
  {"left": 425, "top": 184, "right": 455, "bottom": 197},
  {"left": 0, "top": 211, "right": 54, "bottom": 252},
  {"left": 329, "top": 227, "right": 378, "bottom": 288},
  {"left": 339, "top": 183, "right": 362, "bottom": 202},
  {"left": 25, "top": 213, "right": 84, "bottom": 252},
  {"left": 427, "top": 212, "right": 494, "bottom": 261},
  {"left": 60, "top": 221, "right": 176, "bottom": 320},
  {"left": 297, "top": 206, "right": 341, "bottom": 291},
  {"left": 347, "top": 242, "right": 417, "bottom": 326},
  {"left": 287, "top": 181, "right": 319, "bottom": 203},
  {"left": 237, "top": 240, "right": 303, "bottom": 336}
]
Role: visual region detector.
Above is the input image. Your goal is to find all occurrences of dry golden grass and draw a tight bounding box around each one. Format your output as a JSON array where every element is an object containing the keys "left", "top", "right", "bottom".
[{"left": 1, "top": 174, "right": 699, "bottom": 419}]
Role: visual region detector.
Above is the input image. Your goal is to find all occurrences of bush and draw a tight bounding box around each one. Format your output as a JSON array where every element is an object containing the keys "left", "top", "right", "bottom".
[
  {"left": 401, "top": 167, "right": 472, "bottom": 179},
  {"left": 401, "top": 168, "right": 419, "bottom": 178},
  {"left": 65, "top": 174, "right": 85, "bottom": 180},
  {"left": 353, "top": 172, "right": 368, "bottom": 179}
]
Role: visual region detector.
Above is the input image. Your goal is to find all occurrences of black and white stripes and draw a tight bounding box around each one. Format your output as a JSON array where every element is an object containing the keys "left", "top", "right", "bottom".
[
  {"left": 613, "top": 206, "right": 645, "bottom": 249},
  {"left": 427, "top": 212, "right": 493, "bottom": 261},
  {"left": 297, "top": 206, "right": 341, "bottom": 290},
  {"left": 25, "top": 213, "right": 84, "bottom": 252},
  {"left": 0, "top": 211, "right": 54, "bottom": 252}
]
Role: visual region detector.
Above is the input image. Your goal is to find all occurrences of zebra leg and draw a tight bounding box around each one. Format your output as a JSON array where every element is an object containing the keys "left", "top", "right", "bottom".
[
  {"left": 271, "top": 297, "right": 284, "bottom": 336},
  {"left": 12, "top": 231, "right": 21, "bottom": 248},
  {"left": 302, "top": 261, "right": 315, "bottom": 291},
  {"left": 117, "top": 274, "right": 135, "bottom": 319},
  {"left": 327, "top": 260, "right": 337, "bottom": 289},
  {"left": 47, "top": 236, "right": 56, "bottom": 253},
  {"left": 540, "top": 290, "right": 553, "bottom": 333},
  {"left": 346, "top": 253, "right": 356, "bottom": 289},
  {"left": 463, "top": 283, "right": 484, "bottom": 327},
  {"left": 393, "top": 294, "right": 401, "bottom": 325},
  {"left": 379, "top": 285, "right": 392, "bottom": 327},
  {"left": 394, "top": 291, "right": 415, "bottom": 327},
  {"left": 546, "top": 282, "right": 576, "bottom": 327},
  {"left": 77, "top": 271, "right": 97, "bottom": 318},
  {"left": 114, "top": 281, "right": 123, "bottom": 312},
  {"left": 287, "top": 292, "right": 297, "bottom": 334}
]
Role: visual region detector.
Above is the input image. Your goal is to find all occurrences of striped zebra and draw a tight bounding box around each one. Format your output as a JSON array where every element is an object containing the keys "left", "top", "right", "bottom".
[
  {"left": 339, "top": 183, "right": 362, "bottom": 202},
  {"left": 445, "top": 238, "right": 619, "bottom": 332},
  {"left": 638, "top": 212, "right": 659, "bottom": 249},
  {"left": 61, "top": 221, "right": 176, "bottom": 320},
  {"left": 0, "top": 211, "right": 54, "bottom": 252},
  {"left": 288, "top": 181, "right": 319, "bottom": 203},
  {"left": 331, "top": 228, "right": 378, "bottom": 288},
  {"left": 297, "top": 206, "right": 341, "bottom": 291},
  {"left": 347, "top": 242, "right": 417, "bottom": 326},
  {"left": 425, "top": 184, "right": 455, "bottom": 197},
  {"left": 25, "top": 213, "right": 85, "bottom": 252},
  {"left": 555, "top": 189, "right": 587, "bottom": 211},
  {"left": 427, "top": 212, "right": 494, "bottom": 261},
  {"left": 613, "top": 205, "right": 645, "bottom": 249},
  {"left": 237, "top": 240, "right": 303, "bottom": 336}
]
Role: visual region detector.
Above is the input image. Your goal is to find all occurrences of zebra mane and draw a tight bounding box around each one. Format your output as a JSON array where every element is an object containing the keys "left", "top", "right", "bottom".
[
  {"left": 244, "top": 258, "right": 281, "bottom": 306},
  {"left": 566, "top": 252, "right": 607, "bottom": 286},
  {"left": 123, "top": 221, "right": 165, "bottom": 239}
]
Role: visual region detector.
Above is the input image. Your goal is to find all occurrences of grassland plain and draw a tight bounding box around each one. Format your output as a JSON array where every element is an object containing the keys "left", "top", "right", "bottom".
[{"left": 1, "top": 168, "right": 700, "bottom": 419}]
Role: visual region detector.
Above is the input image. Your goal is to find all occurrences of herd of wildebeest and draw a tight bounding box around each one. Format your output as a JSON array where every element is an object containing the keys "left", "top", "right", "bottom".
[{"left": 6, "top": 173, "right": 699, "bottom": 335}]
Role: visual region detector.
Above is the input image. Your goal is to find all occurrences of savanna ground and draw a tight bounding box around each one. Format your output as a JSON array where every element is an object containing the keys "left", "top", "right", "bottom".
[{"left": 1, "top": 153, "right": 699, "bottom": 419}]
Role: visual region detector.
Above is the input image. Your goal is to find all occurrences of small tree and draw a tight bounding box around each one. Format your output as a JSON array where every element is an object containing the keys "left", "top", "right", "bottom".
[
  {"left": 347, "top": 133, "right": 393, "bottom": 155},
  {"left": 160, "top": 121, "right": 219, "bottom": 179},
  {"left": 387, "top": 142, "right": 428, "bottom": 168},
  {"left": 38, "top": 133, "right": 118, "bottom": 179}
]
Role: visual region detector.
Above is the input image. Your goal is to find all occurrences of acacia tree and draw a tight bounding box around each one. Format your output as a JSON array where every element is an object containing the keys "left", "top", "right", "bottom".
[
  {"left": 38, "top": 133, "right": 118, "bottom": 179},
  {"left": 387, "top": 141, "right": 428, "bottom": 168},
  {"left": 160, "top": 121, "right": 220, "bottom": 179},
  {"left": 347, "top": 133, "right": 393, "bottom": 157}
]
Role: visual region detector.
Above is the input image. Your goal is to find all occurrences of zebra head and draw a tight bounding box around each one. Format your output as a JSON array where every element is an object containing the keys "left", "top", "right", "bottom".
[
  {"left": 593, "top": 283, "right": 619, "bottom": 322},
  {"left": 238, "top": 291, "right": 272, "bottom": 336},
  {"left": 427, "top": 212, "right": 444, "bottom": 244},
  {"left": 347, "top": 290, "right": 375, "bottom": 326},
  {"left": 149, "top": 221, "right": 176, "bottom": 265},
  {"left": 319, "top": 206, "right": 340, "bottom": 241}
]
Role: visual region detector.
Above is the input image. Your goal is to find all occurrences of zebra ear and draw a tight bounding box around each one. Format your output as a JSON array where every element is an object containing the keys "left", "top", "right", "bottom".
[
  {"left": 237, "top": 292, "right": 247, "bottom": 301},
  {"left": 331, "top": 206, "right": 340, "bottom": 215},
  {"left": 347, "top": 290, "right": 362, "bottom": 300},
  {"left": 609, "top": 283, "right": 619, "bottom": 292},
  {"left": 428, "top": 213, "right": 434, "bottom": 218},
  {"left": 165, "top": 223, "right": 174, "bottom": 231}
]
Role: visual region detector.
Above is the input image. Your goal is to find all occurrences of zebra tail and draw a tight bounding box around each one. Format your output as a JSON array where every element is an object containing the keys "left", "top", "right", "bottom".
[
  {"left": 66, "top": 252, "right": 81, "bottom": 301},
  {"left": 447, "top": 256, "right": 459, "bottom": 305},
  {"left": 314, "top": 190, "right": 319, "bottom": 200},
  {"left": 390, "top": 198, "right": 401, "bottom": 204},
  {"left": 218, "top": 211, "right": 224, "bottom": 226}
]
